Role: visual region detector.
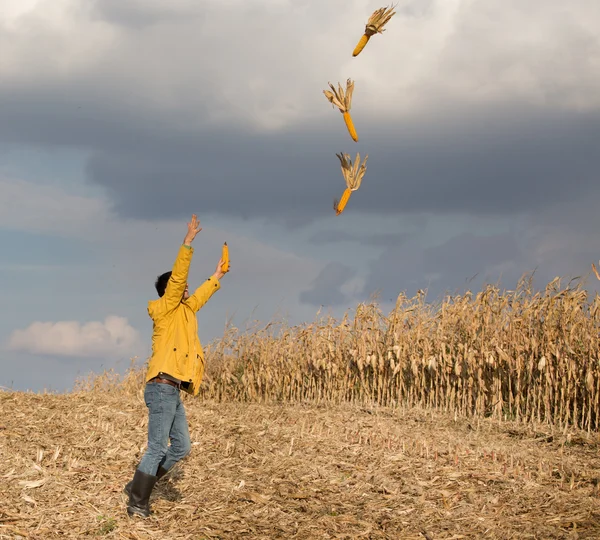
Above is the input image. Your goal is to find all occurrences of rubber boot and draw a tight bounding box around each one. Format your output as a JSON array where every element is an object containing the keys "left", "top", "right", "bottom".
[
  {"left": 126, "top": 469, "right": 158, "bottom": 518},
  {"left": 124, "top": 465, "right": 168, "bottom": 497}
]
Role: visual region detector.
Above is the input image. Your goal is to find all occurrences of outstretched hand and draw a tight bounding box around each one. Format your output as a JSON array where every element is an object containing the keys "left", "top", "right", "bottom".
[
  {"left": 213, "top": 257, "right": 230, "bottom": 280},
  {"left": 183, "top": 214, "right": 202, "bottom": 245}
]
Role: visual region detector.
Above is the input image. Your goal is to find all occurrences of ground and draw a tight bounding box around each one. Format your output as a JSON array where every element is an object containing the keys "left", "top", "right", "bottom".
[{"left": 1, "top": 390, "right": 600, "bottom": 539}]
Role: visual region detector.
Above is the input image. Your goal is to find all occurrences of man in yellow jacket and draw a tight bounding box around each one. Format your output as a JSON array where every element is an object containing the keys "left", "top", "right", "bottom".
[{"left": 126, "top": 214, "right": 229, "bottom": 518}]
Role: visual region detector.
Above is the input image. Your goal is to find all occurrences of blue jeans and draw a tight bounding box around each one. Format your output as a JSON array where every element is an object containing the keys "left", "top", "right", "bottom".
[{"left": 137, "top": 382, "right": 191, "bottom": 476}]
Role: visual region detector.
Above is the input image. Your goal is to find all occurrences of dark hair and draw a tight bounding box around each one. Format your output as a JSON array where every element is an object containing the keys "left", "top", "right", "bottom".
[{"left": 155, "top": 271, "right": 172, "bottom": 297}]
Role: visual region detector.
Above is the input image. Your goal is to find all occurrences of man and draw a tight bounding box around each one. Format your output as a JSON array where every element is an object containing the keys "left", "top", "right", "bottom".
[{"left": 125, "top": 214, "right": 230, "bottom": 518}]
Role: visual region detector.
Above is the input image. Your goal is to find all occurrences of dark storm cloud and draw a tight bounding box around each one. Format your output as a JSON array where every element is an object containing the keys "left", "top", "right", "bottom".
[
  {"left": 360, "top": 227, "right": 600, "bottom": 304},
  {"left": 76, "top": 105, "right": 600, "bottom": 223},
  {"left": 84, "top": 129, "right": 341, "bottom": 223},
  {"left": 1, "top": 86, "right": 600, "bottom": 225},
  {"left": 358, "top": 106, "right": 600, "bottom": 217},
  {"left": 360, "top": 231, "right": 525, "bottom": 303},
  {"left": 300, "top": 262, "right": 357, "bottom": 307},
  {"left": 309, "top": 230, "right": 410, "bottom": 247}
]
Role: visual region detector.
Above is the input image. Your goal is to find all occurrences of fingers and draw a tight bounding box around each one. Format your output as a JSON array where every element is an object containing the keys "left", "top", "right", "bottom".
[
  {"left": 187, "top": 214, "right": 202, "bottom": 233},
  {"left": 217, "top": 258, "right": 231, "bottom": 274}
]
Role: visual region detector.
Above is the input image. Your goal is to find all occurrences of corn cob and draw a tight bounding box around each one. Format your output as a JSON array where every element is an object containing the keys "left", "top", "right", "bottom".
[
  {"left": 221, "top": 242, "right": 229, "bottom": 273},
  {"left": 323, "top": 79, "right": 358, "bottom": 142},
  {"left": 353, "top": 4, "right": 397, "bottom": 57},
  {"left": 333, "top": 152, "right": 368, "bottom": 216},
  {"left": 334, "top": 188, "right": 352, "bottom": 215}
]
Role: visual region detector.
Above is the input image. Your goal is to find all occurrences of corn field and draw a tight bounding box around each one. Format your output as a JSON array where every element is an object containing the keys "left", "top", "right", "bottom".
[{"left": 185, "top": 275, "right": 600, "bottom": 432}]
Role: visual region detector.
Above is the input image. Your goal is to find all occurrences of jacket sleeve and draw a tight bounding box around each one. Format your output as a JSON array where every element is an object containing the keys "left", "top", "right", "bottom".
[
  {"left": 185, "top": 276, "right": 220, "bottom": 313},
  {"left": 161, "top": 244, "right": 194, "bottom": 311}
]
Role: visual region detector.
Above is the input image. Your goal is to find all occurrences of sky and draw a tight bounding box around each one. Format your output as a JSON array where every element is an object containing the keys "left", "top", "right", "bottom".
[{"left": 1, "top": 0, "right": 600, "bottom": 393}]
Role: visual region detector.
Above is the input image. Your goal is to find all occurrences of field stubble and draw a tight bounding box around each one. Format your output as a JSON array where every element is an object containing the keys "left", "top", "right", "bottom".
[{"left": 2, "top": 391, "right": 600, "bottom": 539}]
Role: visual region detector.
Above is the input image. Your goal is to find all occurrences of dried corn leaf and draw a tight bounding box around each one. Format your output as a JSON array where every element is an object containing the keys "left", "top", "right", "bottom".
[
  {"left": 337, "top": 151, "right": 368, "bottom": 190},
  {"left": 19, "top": 478, "right": 47, "bottom": 489},
  {"left": 323, "top": 79, "right": 355, "bottom": 113},
  {"left": 237, "top": 490, "right": 271, "bottom": 504},
  {"left": 365, "top": 4, "right": 397, "bottom": 35}
]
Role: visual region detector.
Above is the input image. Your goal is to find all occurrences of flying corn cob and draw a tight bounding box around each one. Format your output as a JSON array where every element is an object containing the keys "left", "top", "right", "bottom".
[
  {"left": 221, "top": 242, "right": 229, "bottom": 273},
  {"left": 353, "top": 4, "right": 397, "bottom": 57},
  {"left": 333, "top": 152, "right": 368, "bottom": 215},
  {"left": 323, "top": 79, "right": 358, "bottom": 142},
  {"left": 335, "top": 188, "right": 352, "bottom": 216}
]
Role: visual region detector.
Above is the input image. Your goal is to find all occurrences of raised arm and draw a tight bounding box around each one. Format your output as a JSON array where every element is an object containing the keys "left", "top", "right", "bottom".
[
  {"left": 162, "top": 214, "right": 202, "bottom": 310},
  {"left": 185, "top": 256, "right": 229, "bottom": 313}
]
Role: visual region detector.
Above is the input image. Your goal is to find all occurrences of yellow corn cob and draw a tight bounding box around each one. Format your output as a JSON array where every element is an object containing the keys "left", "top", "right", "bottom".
[
  {"left": 333, "top": 152, "right": 368, "bottom": 216},
  {"left": 323, "top": 79, "right": 358, "bottom": 142},
  {"left": 353, "top": 34, "right": 371, "bottom": 57},
  {"left": 221, "top": 242, "right": 229, "bottom": 273},
  {"left": 342, "top": 111, "right": 358, "bottom": 142},
  {"left": 353, "top": 4, "right": 397, "bottom": 57},
  {"left": 334, "top": 188, "right": 352, "bottom": 215}
]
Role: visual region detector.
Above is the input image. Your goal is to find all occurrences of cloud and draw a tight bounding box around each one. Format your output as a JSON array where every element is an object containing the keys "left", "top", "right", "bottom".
[
  {"left": 418, "top": 0, "right": 600, "bottom": 112},
  {"left": 92, "top": 107, "right": 600, "bottom": 226},
  {"left": 1, "top": 0, "right": 598, "bottom": 135},
  {"left": 359, "top": 229, "right": 522, "bottom": 302},
  {"left": 6, "top": 315, "right": 143, "bottom": 358},
  {"left": 0, "top": 0, "right": 118, "bottom": 82},
  {"left": 300, "top": 262, "right": 357, "bottom": 306},
  {"left": 309, "top": 229, "right": 410, "bottom": 247},
  {"left": 4, "top": 99, "right": 599, "bottom": 228},
  {"left": 89, "top": 0, "right": 205, "bottom": 28},
  {"left": 360, "top": 218, "right": 600, "bottom": 304},
  {"left": 0, "top": 176, "right": 108, "bottom": 237},
  {"left": 0, "top": 0, "right": 599, "bottom": 227}
]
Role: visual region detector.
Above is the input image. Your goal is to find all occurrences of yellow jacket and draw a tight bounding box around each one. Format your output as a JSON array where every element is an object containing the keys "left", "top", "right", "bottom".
[{"left": 145, "top": 244, "right": 220, "bottom": 395}]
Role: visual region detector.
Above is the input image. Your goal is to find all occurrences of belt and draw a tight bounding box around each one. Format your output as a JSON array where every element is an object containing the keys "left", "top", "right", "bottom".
[{"left": 149, "top": 376, "right": 181, "bottom": 389}]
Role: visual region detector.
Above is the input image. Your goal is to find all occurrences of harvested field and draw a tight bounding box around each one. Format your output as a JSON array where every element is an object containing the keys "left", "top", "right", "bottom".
[{"left": 2, "top": 389, "right": 600, "bottom": 539}]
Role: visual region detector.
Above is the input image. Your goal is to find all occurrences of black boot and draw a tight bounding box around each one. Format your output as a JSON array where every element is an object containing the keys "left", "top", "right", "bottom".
[
  {"left": 124, "top": 465, "right": 168, "bottom": 497},
  {"left": 156, "top": 465, "right": 168, "bottom": 480},
  {"left": 126, "top": 469, "right": 158, "bottom": 518}
]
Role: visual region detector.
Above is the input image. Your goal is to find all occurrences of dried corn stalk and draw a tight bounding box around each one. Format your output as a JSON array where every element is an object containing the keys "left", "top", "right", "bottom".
[
  {"left": 353, "top": 4, "right": 397, "bottom": 57},
  {"left": 592, "top": 262, "right": 600, "bottom": 281},
  {"left": 333, "top": 152, "right": 368, "bottom": 215},
  {"left": 323, "top": 79, "right": 358, "bottom": 142}
]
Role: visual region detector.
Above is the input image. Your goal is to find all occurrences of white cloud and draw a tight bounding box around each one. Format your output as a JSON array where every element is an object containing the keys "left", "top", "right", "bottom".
[
  {"left": 0, "top": 0, "right": 117, "bottom": 79},
  {"left": 0, "top": 0, "right": 44, "bottom": 24},
  {"left": 1, "top": 0, "right": 598, "bottom": 134},
  {"left": 413, "top": 0, "right": 600, "bottom": 113},
  {"left": 6, "top": 315, "right": 143, "bottom": 358}
]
